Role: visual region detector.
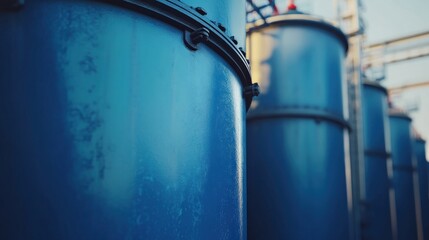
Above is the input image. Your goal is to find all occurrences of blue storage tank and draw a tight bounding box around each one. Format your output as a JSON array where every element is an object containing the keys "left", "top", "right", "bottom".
[
  {"left": 414, "top": 138, "right": 429, "bottom": 240},
  {"left": 0, "top": 0, "right": 257, "bottom": 239},
  {"left": 361, "top": 81, "right": 395, "bottom": 240},
  {"left": 246, "top": 13, "right": 350, "bottom": 240},
  {"left": 389, "top": 112, "right": 419, "bottom": 240}
]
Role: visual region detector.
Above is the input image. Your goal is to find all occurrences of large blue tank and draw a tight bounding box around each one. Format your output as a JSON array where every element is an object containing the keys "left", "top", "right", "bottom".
[
  {"left": 361, "top": 81, "right": 395, "bottom": 240},
  {"left": 0, "top": 0, "right": 257, "bottom": 239},
  {"left": 389, "top": 112, "right": 419, "bottom": 240},
  {"left": 415, "top": 138, "right": 429, "bottom": 240},
  {"left": 246, "top": 13, "right": 350, "bottom": 240}
]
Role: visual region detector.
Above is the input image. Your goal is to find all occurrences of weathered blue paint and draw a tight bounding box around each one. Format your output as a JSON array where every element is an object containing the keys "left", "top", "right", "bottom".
[
  {"left": 246, "top": 13, "right": 351, "bottom": 240},
  {"left": 0, "top": 0, "right": 248, "bottom": 239},
  {"left": 361, "top": 81, "right": 395, "bottom": 240},
  {"left": 389, "top": 113, "right": 419, "bottom": 240},
  {"left": 415, "top": 139, "right": 429, "bottom": 240}
]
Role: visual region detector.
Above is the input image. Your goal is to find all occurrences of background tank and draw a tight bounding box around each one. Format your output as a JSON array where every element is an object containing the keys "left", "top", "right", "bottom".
[
  {"left": 414, "top": 138, "right": 429, "bottom": 240},
  {"left": 246, "top": 13, "right": 350, "bottom": 240},
  {"left": 0, "top": 0, "right": 256, "bottom": 239},
  {"left": 361, "top": 81, "right": 395, "bottom": 240},
  {"left": 389, "top": 112, "right": 420, "bottom": 240}
]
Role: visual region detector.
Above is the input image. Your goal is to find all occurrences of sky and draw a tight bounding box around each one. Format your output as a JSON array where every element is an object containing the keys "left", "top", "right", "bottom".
[
  {"left": 359, "top": 0, "right": 429, "bottom": 159},
  {"left": 253, "top": 0, "right": 429, "bottom": 157},
  {"left": 363, "top": 0, "right": 429, "bottom": 160}
]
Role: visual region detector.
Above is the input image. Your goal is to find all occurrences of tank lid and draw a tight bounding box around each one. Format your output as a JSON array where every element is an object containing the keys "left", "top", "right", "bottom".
[
  {"left": 246, "top": 13, "right": 349, "bottom": 53},
  {"left": 363, "top": 80, "right": 388, "bottom": 94},
  {"left": 388, "top": 109, "right": 412, "bottom": 121}
]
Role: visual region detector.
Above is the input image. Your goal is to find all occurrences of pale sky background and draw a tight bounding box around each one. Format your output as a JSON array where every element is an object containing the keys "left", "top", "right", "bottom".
[{"left": 249, "top": 0, "right": 429, "bottom": 157}]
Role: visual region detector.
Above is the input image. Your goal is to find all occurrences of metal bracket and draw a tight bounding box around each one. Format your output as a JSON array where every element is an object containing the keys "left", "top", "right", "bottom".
[
  {"left": 184, "top": 28, "right": 210, "bottom": 51},
  {"left": 244, "top": 83, "right": 260, "bottom": 97}
]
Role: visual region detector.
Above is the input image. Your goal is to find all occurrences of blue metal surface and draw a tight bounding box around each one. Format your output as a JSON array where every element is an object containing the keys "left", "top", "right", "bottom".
[
  {"left": 389, "top": 113, "right": 419, "bottom": 240},
  {"left": 415, "top": 139, "right": 429, "bottom": 240},
  {"left": 0, "top": 0, "right": 248, "bottom": 239},
  {"left": 246, "top": 14, "right": 351, "bottom": 240},
  {"left": 361, "top": 82, "right": 394, "bottom": 240},
  {"left": 184, "top": 0, "right": 246, "bottom": 46}
]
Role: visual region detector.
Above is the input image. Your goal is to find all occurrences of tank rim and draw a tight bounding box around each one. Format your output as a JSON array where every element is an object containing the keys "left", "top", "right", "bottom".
[
  {"left": 246, "top": 14, "right": 349, "bottom": 53},
  {"left": 247, "top": 108, "right": 351, "bottom": 130},
  {"left": 107, "top": 0, "right": 255, "bottom": 110},
  {"left": 388, "top": 111, "right": 412, "bottom": 121},
  {"left": 363, "top": 80, "right": 388, "bottom": 95}
]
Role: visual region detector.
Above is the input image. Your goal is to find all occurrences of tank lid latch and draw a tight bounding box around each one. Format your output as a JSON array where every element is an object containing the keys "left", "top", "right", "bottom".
[
  {"left": 184, "top": 27, "right": 210, "bottom": 51},
  {"left": 244, "top": 83, "right": 260, "bottom": 97}
]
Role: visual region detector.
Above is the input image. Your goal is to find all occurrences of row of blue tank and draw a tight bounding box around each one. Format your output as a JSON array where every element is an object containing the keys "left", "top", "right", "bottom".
[
  {"left": 362, "top": 82, "right": 429, "bottom": 240},
  {"left": 0, "top": 0, "right": 428, "bottom": 239},
  {"left": 245, "top": 9, "right": 429, "bottom": 240}
]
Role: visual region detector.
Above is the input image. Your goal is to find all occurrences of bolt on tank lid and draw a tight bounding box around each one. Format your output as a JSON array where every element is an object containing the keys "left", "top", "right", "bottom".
[
  {"left": 287, "top": 0, "right": 298, "bottom": 11},
  {"left": 284, "top": 0, "right": 304, "bottom": 14}
]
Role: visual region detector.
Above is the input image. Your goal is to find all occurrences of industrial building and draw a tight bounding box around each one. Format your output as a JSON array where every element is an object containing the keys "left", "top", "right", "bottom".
[{"left": 0, "top": 0, "right": 428, "bottom": 239}]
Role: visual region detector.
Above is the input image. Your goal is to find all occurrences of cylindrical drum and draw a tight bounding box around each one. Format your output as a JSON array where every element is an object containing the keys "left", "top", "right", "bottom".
[
  {"left": 414, "top": 138, "right": 429, "bottom": 240},
  {"left": 246, "top": 13, "right": 350, "bottom": 240},
  {"left": 389, "top": 112, "right": 419, "bottom": 240},
  {"left": 361, "top": 81, "right": 395, "bottom": 240},
  {"left": 0, "top": 0, "right": 256, "bottom": 239}
]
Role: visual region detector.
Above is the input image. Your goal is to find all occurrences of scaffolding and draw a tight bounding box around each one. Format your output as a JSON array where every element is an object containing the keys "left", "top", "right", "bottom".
[
  {"left": 246, "top": 0, "right": 278, "bottom": 24},
  {"left": 335, "top": 1, "right": 366, "bottom": 239}
]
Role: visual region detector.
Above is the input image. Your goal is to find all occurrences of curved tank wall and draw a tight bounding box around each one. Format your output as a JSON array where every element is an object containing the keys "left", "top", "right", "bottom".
[
  {"left": 389, "top": 113, "right": 419, "bottom": 240},
  {"left": 415, "top": 139, "right": 429, "bottom": 240},
  {"left": 184, "top": 0, "right": 246, "bottom": 46},
  {"left": 361, "top": 82, "right": 394, "bottom": 240},
  {"left": 246, "top": 13, "right": 350, "bottom": 240},
  {"left": 0, "top": 0, "right": 253, "bottom": 239}
]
